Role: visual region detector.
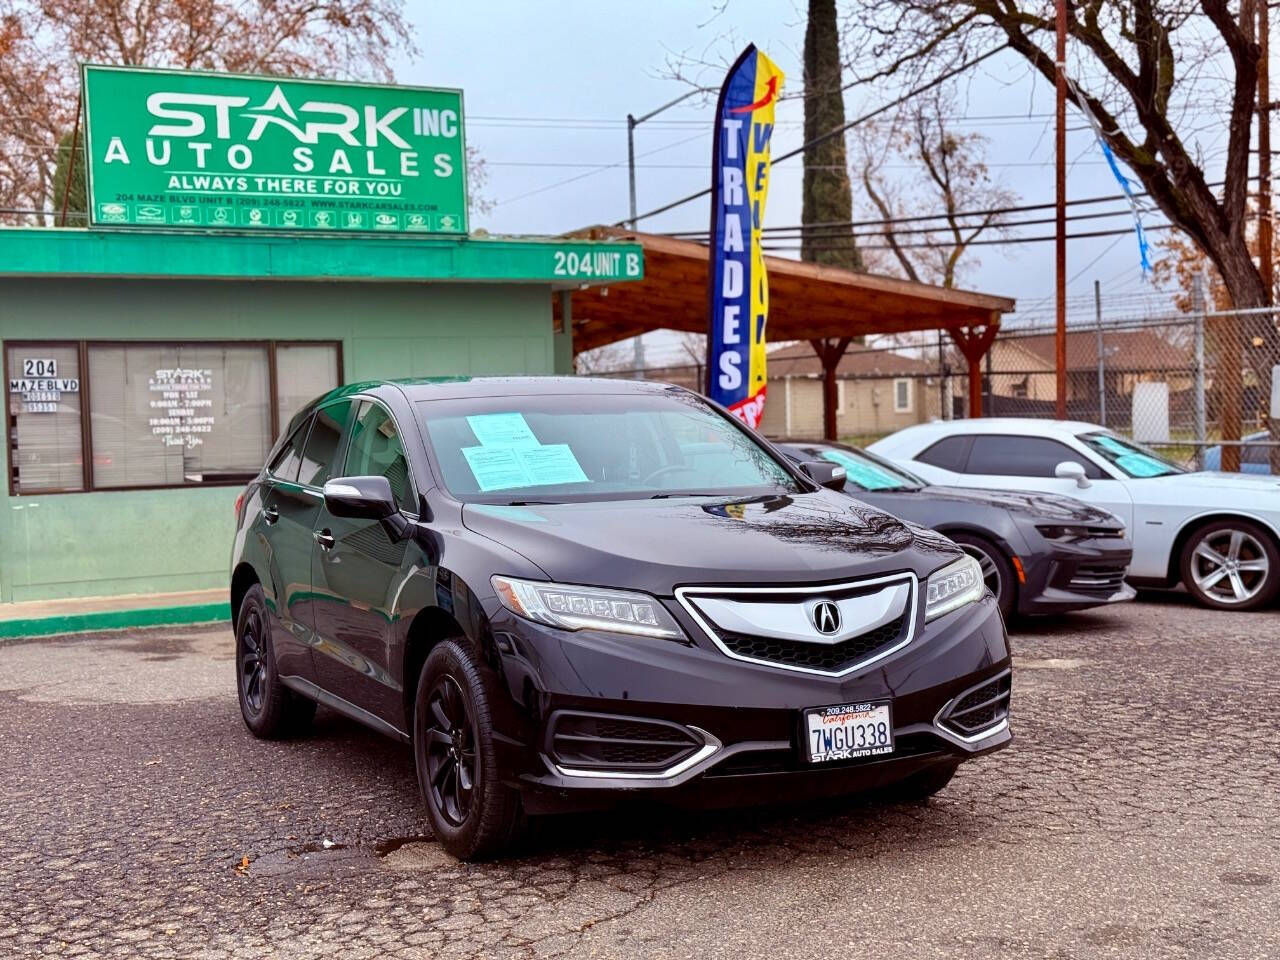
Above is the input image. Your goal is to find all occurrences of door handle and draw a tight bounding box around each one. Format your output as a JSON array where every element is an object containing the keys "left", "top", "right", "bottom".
[
  {"left": 313, "top": 529, "right": 335, "bottom": 550},
  {"left": 263, "top": 506, "right": 279, "bottom": 525}
]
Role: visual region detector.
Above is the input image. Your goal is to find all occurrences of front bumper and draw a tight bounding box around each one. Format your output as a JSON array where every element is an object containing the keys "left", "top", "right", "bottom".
[
  {"left": 484, "top": 593, "right": 1011, "bottom": 813},
  {"left": 1017, "top": 536, "right": 1135, "bottom": 615}
]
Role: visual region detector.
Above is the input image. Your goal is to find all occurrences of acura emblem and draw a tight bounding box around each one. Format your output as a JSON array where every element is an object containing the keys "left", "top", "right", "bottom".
[{"left": 811, "top": 600, "right": 841, "bottom": 636}]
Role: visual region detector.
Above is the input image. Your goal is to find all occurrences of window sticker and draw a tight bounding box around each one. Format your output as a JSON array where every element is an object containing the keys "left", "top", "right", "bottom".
[
  {"left": 1116, "top": 453, "right": 1170, "bottom": 477},
  {"left": 461, "top": 446, "right": 531, "bottom": 491},
  {"left": 461, "top": 443, "right": 590, "bottom": 492},
  {"left": 820, "top": 450, "right": 901, "bottom": 490},
  {"left": 518, "top": 444, "right": 590, "bottom": 486},
  {"left": 466, "top": 412, "right": 540, "bottom": 448}
]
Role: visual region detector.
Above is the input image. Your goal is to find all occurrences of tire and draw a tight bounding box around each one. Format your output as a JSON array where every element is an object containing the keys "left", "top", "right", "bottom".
[
  {"left": 1180, "top": 518, "right": 1280, "bottom": 611},
  {"left": 883, "top": 763, "right": 959, "bottom": 804},
  {"left": 413, "top": 640, "right": 524, "bottom": 861},
  {"left": 950, "top": 532, "right": 1017, "bottom": 621},
  {"left": 235, "top": 583, "right": 316, "bottom": 739}
]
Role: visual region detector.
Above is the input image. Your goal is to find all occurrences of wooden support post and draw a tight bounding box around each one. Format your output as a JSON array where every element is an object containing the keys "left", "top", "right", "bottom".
[
  {"left": 809, "top": 337, "right": 852, "bottom": 440},
  {"left": 948, "top": 323, "right": 999, "bottom": 419}
]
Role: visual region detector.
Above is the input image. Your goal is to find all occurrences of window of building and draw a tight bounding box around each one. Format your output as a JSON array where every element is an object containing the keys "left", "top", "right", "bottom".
[
  {"left": 6, "top": 344, "right": 85, "bottom": 493},
  {"left": 965, "top": 435, "right": 1106, "bottom": 478},
  {"left": 5, "top": 340, "right": 341, "bottom": 495},
  {"left": 893, "top": 378, "right": 913, "bottom": 413},
  {"left": 344, "top": 401, "right": 417, "bottom": 513}
]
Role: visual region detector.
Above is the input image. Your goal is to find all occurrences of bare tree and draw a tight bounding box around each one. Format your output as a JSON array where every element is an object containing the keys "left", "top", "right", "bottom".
[
  {"left": 0, "top": 0, "right": 416, "bottom": 224},
  {"left": 842, "top": 0, "right": 1277, "bottom": 465},
  {"left": 854, "top": 89, "right": 1017, "bottom": 290},
  {"left": 574, "top": 342, "right": 634, "bottom": 376}
]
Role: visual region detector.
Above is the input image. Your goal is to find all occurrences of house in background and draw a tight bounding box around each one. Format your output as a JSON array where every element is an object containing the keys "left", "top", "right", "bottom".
[{"left": 758, "top": 342, "right": 942, "bottom": 440}]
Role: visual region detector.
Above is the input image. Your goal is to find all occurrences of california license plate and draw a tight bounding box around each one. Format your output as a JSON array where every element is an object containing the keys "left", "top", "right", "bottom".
[{"left": 805, "top": 701, "right": 894, "bottom": 764}]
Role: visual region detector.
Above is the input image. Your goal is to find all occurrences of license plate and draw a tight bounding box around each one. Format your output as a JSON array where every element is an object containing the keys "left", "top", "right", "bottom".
[{"left": 804, "top": 701, "right": 894, "bottom": 764}]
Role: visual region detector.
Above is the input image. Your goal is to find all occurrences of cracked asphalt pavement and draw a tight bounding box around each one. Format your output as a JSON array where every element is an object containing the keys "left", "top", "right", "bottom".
[{"left": 1, "top": 594, "right": 1277, "bottom": 959}]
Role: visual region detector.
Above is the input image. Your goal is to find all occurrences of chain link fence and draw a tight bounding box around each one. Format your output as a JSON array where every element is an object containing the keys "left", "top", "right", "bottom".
[{"left": 585, "top": 303, "right": 1280, "bottom": 473}]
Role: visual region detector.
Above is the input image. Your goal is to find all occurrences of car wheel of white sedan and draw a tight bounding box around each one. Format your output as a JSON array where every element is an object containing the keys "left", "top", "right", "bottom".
[{"left": 1180, "top": 519, "right": 1280, "bottom": 611}]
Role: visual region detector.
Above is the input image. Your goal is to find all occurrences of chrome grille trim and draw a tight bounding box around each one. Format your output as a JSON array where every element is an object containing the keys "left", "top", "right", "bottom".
[{"left": 674, "top": 572, "right": 920, "bottom": 677}]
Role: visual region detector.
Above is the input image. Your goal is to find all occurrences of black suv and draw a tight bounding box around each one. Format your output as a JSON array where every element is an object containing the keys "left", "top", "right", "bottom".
[{"left": 230, "top": 378, "right": 1011, "bottom": 859}]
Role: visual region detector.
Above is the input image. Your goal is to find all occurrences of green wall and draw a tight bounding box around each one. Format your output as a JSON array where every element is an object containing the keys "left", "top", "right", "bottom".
[{"left": 0, "top": 277, "right": 556, "bottom": 602}]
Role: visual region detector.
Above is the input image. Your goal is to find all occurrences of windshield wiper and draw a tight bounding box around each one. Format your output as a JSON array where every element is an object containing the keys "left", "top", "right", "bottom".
[
  {"left": 503, "top": 499, "right": 564, "bottom": 506},
  {"left": 649, "top": 492, "right": 719, "bottom": 499}
]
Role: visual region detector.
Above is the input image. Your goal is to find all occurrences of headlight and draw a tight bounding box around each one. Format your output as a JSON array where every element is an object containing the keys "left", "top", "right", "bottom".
[
  {"left": 1036, "top": 524, "right": 1093, "bottom": 541},
  {"left": 491, "top": 576, "right": 684, "bottom": 640},
  {"left": 925, "top": 555, "right": 985, "bottom": 621}
]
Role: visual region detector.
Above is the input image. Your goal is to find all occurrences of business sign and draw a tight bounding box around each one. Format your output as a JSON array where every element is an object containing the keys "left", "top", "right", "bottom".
[
  {"left": 9, "top": 358, "right": 80, "bottom": 414},
  {"left": 706, "top": 45, "right": 783, "bottom": 429},
  {"left": 82, "top": 64, "right": 467, "bottom": 234}
]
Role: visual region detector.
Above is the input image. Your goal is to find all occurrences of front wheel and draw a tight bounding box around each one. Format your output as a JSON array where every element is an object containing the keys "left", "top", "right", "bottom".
[
  {"left": 413, "top": 640, "right": 524, "bottom": 860},
  {"left": 950, "top": 533, "right": 1016, "bottom": 620},
  {"left": 1180, "top": 518, "right": 1280, "bottom": 610}
]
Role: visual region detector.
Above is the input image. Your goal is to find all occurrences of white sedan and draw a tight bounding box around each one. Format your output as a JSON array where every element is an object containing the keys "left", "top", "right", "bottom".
[{"left": 868, "top": 418, "right": 1280, "bottom": 611}]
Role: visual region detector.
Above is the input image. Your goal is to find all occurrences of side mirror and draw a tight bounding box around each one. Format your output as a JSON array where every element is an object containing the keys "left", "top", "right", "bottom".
[
  {"left": 323, "top": 475, "right": 398, "bottom": 519},
  {"left": 799, "top": 460, "right": 848, "bottom": 491},
  {"left": 1054, "top": 461, "right": 1091, "bottom": 489}
]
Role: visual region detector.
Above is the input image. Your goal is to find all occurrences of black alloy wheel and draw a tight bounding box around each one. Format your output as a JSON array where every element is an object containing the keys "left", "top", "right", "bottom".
[
  {"left": 423, "top": 676, "right": 477, "bottom": 827},
  {"left": 413, "top": 640, "right": 524, "bottom": 860},
  {"left": 235, "top": 583, "right": 316, "bottom": 739},
  {"left": 950, "top": 532, "right": 1017, "bottom": 620}
]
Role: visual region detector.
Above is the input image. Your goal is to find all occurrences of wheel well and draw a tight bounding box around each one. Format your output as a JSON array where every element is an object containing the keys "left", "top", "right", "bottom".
[
  {"left": 402, "top": 607, "right": 466, "bottom": 731},
  {"left": 1166, "top": 513, "right": 1280, "bottom": 585},
  {"left": 230, "top": 563, "right": 260, "bottom": 626}
]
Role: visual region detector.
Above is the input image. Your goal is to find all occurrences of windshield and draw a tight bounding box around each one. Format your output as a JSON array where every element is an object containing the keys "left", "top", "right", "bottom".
[
  {"left": 1078, "top": 431, "right": 1184, "bottom": 478},
  {"left": 792, "top": 443, "right": 924, "bottom": 491},
  {"left": 418, "top": 390, "right": 804, "bottom": 503}
]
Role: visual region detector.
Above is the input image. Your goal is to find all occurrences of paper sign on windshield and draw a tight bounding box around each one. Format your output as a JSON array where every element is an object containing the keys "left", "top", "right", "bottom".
[
  {"left": 461, "top": 443, "right": 589, "bottom": 492},
  {"left": 820, "top": 451, "right": 901, "bottom": 491},
  {"left": 467, "top": 413, "right": 540, "bottom": 448}
]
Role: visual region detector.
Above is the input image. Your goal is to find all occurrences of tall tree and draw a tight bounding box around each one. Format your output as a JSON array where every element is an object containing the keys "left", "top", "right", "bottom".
[
  {"left": 801, "top": 0, "right": 861, "bottom": 270},
  {"left": 0, "top": 0, "right": 416, "bottom": 224}
]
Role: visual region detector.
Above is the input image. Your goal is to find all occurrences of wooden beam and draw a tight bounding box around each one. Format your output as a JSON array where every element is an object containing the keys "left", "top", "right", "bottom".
[
  {"left": 948, "top": 324, "right": 1000, "bottom": 418},
  {"left": 809, "top": 337, "right": 852, "bottom": 440}
]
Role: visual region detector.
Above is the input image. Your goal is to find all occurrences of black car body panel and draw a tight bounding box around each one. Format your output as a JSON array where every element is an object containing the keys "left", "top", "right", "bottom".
[
  {"left": 775, "top": 440, "right": 1135, "bottom": 615},
  {"left": 231, "top": 379, "right": 1012, "bottom": 820}
]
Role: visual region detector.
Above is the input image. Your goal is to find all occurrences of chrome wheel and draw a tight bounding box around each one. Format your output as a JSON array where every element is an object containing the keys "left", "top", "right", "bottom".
[
  {"left": 422, "top": 676, "right": 476, "bottom": 828},
  {"left": 961, "top": 543, "right": 1003, "bottom": 602},
  {"left": 1189, "top": 528, "right": 1270, "bottom": 605},
  {"left": 238, "top": 608, "right": 267, "bottom": 715}
]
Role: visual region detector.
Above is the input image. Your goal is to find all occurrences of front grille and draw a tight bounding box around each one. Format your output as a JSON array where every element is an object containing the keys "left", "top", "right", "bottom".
[
  {"left": 717, "top": 611, "right": 908, "bottom": 673},
  {"left": 1067, "top": 562, "right": 1128, "bottom": 595},
  {"left": 1085, "top": 526, "right": 1125, "bottom": 539},
  {"left": 548, "top": 712, "right": 703, "bottom": 772},
  {"left": 939, "top": 671, "right": 1011, "bottom": 738}
]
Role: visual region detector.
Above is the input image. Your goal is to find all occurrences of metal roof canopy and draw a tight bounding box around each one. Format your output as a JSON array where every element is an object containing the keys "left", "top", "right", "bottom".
[{"left": 563, "top": 227, "right": 1016, "bottom": 437}]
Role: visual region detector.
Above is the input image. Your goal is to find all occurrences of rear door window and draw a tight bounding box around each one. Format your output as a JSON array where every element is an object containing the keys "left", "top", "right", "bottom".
[
  {"left": 267, "top": 417, "right": 310, "bottom": 482},
  {"left": 966, "top": 435, "right": 1105, "bottom": 478},
  {"left": 297, "top": 400, "right": 353, "bottom": 488}
]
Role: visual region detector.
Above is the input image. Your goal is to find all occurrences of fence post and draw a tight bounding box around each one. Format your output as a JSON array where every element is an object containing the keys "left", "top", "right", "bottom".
[
  {"left": 1094, "top": 280, "right": 1106, "bottom": 427},
  {"left": 1192, "top": 274, "right": 1207, "bottom": 471}
]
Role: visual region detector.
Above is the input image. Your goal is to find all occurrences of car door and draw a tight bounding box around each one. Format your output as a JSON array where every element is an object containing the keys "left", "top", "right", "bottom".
[
  {"left": 958, "top": 434, "right": 1135, "bottom": 528},
  {"left": 256, "top": 415, "right": 324, "bottom": 683},
  {"left": 311, "top": 398, "right": 420, "bottom": 728}
]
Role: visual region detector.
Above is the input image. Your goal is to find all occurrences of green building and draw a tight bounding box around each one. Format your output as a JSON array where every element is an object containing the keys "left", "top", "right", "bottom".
[{"left": 0, "top": 227, "right": 641, "bottom": 606}]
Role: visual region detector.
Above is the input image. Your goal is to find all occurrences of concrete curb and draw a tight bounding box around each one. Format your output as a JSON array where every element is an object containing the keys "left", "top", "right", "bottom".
[{"left": 0, "top": 602, "right": 231, "bottom": 640}]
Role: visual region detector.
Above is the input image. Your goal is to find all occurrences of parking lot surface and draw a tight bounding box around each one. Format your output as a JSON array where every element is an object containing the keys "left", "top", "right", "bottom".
[{"left": 1, "top": 594, "right": 1277, "bottom": 959}]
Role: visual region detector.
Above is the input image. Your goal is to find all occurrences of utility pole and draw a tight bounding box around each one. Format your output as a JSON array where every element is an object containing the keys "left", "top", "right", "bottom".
[
  {"left": 1094, "top": 280, "right": 1106, "bottom": 428},
  {"left": 1054, "top": 0, "right": 1068, "bottom": 420},
  {"left": 625, "top": 87, "right": 712, "bottom": 379},
  {"left": 1259, "top": 0, "right": 1280, "bottom": 473}
]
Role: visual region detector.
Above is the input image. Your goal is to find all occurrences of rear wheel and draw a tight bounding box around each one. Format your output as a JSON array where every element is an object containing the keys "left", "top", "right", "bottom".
[
  {"left": 1180, "top": 518, "right": 1280, "bottom": 611},
  {"left": 413, "top": 640, "right": 524, "bottom": 860},
  {"left": 950, "top": 533, "right": 1016, "bottom": 620},
  {"left": 235, "top": 584, "right": 316, "bottom": 738}
]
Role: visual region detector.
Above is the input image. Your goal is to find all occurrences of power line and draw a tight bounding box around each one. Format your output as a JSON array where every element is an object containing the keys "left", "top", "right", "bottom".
[
  {"left": 761, "top": 222, "right": 1175, "bottom": 252},
  {"left": 620, "top": 44, "right": 1010, "bottom": 226}
]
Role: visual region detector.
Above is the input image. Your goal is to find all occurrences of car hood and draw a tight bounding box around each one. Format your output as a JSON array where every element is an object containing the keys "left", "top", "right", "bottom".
[
  {"left": 1144, "top": 471, "right": 1280, "bottom": 502},
  {"left": 920, "top": 485, "right": 1124, "bottom": 525},
  {"left": 462, "top": 491, "right": 961, "bottom": 594}
]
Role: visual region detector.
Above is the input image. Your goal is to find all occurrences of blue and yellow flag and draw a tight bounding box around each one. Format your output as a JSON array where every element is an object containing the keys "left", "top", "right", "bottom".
[{"left": 706, "top": 45, "right": 783, "bottom": 428}]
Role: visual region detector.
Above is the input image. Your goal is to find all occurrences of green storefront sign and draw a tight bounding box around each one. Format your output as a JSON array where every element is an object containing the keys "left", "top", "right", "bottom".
[{"left": 82, "top": 65, "right": 468, "bottom": 234}]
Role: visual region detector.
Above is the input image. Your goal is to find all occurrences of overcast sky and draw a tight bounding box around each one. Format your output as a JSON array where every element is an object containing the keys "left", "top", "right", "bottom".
[{"left": 397, "top": 1, "right": 1223, "bottom": 362}]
